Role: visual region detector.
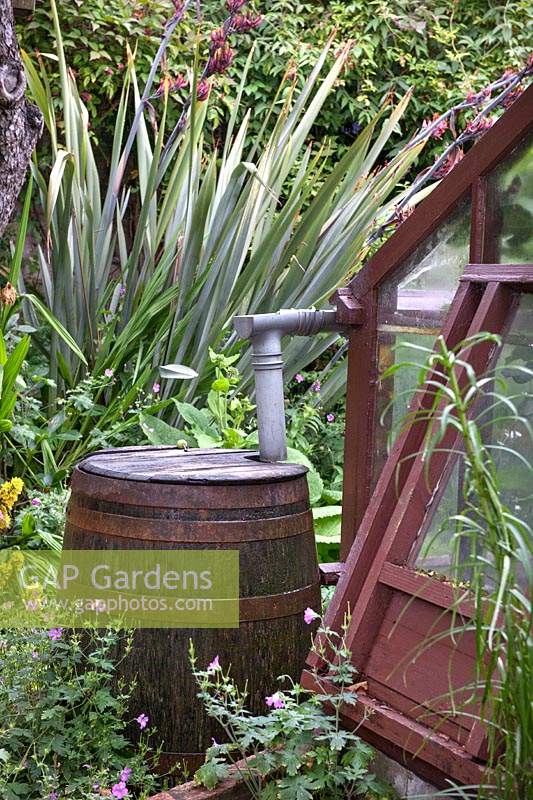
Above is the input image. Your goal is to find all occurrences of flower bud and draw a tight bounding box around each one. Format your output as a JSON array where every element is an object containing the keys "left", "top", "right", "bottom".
[
  {"left": 171, "top": 74, "right": 187, "bottom": 92},
  {"left": 210, "top": 27, "right": 227, "bottom": 48},
  {"left": 196, "top": 80, "right": 211, "bottom": 101},
  {"left": 207, "top": 45, "right": 234, "bottom": 76},
  {"left": 434, "top": 147, "right": 464, "bottom": 179},
  {"left": 466, "top": 115, "right": 496, "bottom": 136},
  {"left": 0, "top": 282, "right": 17, "bottom": 306},
  {"left": 232, "top": 12, "right": 263, "bottom": 32}
]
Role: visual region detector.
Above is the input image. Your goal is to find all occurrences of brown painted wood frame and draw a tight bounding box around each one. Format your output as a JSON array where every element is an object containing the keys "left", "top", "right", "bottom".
[
  {"left": 305, "top": 268, "right": 533, "bottom": 786},
  {"left": 335, "top": 84, "right": 533, "bottom": 558}
]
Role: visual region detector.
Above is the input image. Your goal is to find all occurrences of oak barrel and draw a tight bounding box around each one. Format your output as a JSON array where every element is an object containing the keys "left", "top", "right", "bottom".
[{"left": 64, "top": 446, "right": 321, "bottom": 770}]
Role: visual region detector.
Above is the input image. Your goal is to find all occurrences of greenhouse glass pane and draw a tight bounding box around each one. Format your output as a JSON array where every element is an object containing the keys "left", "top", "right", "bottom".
[
  {"left": 486, "top": 132, "right": 533, "bottom": 264},
  {"left": 373, "top": 198, "right": 471, "bottom": 485},
  {"left": 411, "top": 292, "right": 533, "bottom": 583}
]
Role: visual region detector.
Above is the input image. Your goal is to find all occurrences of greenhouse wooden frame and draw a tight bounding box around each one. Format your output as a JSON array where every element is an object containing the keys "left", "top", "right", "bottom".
[
  {"left": 333, "top": 84, "right": 533, "bottom": 561},
  {"left": 304, "top": 265, "right": 533, "bottom": 785}
]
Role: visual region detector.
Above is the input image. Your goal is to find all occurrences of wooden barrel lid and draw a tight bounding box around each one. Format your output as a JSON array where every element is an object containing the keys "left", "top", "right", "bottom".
[{"left": 77, "top": 446, "right": 307, "bottom": 485}]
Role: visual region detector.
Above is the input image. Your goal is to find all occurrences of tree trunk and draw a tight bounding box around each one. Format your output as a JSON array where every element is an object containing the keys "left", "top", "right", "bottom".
[{"left": 0, "top": 0, "right": 42, "bottom": 238}]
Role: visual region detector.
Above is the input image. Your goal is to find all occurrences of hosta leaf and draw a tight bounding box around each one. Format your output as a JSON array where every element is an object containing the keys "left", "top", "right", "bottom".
[
  {"left": 285, "top": 446, "right": 323, "bottom": 505},
  {"left": 312, "top": 505, "right": 342, "bottom": 540}
]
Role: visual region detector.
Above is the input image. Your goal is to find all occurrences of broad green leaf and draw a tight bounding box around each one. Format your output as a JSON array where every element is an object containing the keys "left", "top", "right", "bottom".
[
  {"left": 139, "top": 412, "right": 190, "bottom": 447},
  {"left": 174, "top": 400, "right": 217, "bottom": 435},
  {"left": 286, "top": 446, "right": 323, "bottom": 505},
  {"left": 313, "top": 505, "right": 342, "bottom": 540}
]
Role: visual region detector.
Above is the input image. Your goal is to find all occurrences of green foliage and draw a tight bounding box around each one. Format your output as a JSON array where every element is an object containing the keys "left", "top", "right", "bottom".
[
  {"left": 200, "top": 348, "right": 256, "bottom": 448},
  {"left": 12, "top": 487, "right": 69, "bottom": 550},
  {"left": 286, "top": 370, "right": 346, "bottom": 559},
  {"left": 19, "top": 0, "right": 194, "bottom": 149},
  {"left": 312, "top": 505, "right": 342, "bottom": 562},
  {"left": 2, "top": 2, "right": 420, "bottom": 488},
  {"left": 14, "top": 0, "right": 421, "bottom": 483},
  {"left": 189, "top": 617, "right": 396, "bottom": 799},
  {"left": 286, "top": 1, "right": 532, "bottom": 161},
  {"left": 18, "top": 1, "right": 533, "bottom": 168},
  {"left": 287, "top": 373, "right": 345, "bottom": 489},
  {"left": 140, "top": 348, "right": 256, "bottom": 448},
  {"left": 0, "top": 180, "right": 85, "bottom": 458},
  {"left": 0, "top": 627, "right": 158, "bottom": 799},
  {"left": 6, "top": 355, "right": 162, "bottom": 485}
]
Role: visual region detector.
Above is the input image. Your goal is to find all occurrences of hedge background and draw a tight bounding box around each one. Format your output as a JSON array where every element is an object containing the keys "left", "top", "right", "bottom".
[{"left": 18, "top": 0, "right": 533, "bottom": 166}]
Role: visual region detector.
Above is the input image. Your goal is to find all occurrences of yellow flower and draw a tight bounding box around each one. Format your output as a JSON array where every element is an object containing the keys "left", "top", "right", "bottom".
[
  {"left": 0, "top": 477, "right": 24, "bottom": 511},
  {"left": 0, "top": 505, "right": 11, "bottom": 531}
]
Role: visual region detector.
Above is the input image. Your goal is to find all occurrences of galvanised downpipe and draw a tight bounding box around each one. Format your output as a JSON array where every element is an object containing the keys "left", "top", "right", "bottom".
[{"left": 233, "top": 309, "right": 346, "bottom": 462}]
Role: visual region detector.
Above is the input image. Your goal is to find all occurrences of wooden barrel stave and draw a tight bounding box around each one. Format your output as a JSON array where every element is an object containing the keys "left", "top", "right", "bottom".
[{"left": 64, "top": 447, "right": 321, "bottom": 768}]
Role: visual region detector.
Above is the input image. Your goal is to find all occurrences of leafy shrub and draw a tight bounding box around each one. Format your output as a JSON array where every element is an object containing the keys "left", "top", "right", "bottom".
[
  {"left": 19, "top": 0, "right": 193, "bottom": 150},
  {"left": 140, "top": 348, "right": 256, "bottom": 450},
  {"left": 15, "top": 0, "right": 423, "bottom": 486},
  {"left": 12, "top": 487, "right": 69, "bottom": 550},
  {"left": 9, "top": 360, "right": 162, "bottom": 486},
  {"left": 18, "top": 1, "right": 533, "bottom": 167},
  {"left": 0, "top": 627, "right": 158, "bottom": 799},
  {"left": 190, "top": 611, "right": 395, "bottom": 799}
]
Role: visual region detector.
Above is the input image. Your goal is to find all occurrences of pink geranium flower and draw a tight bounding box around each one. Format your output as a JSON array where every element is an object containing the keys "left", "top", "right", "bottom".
[
  {"left": 47, "top": 628, "right": 63, "bottom": 641},
  {"left": 135, "top": 713, "right": 149, "bottom": 730},
  {"left": 304, "top": 607, "right": 319, "bottom": 625},
  {"left": 120, "top": 766, "right": 132, "bottom": 783},
  {"left": 207, "top": 655, "right": 221, "bottom": 674},
  {"left": 112, "top": 781, "right": 129, "bottom": 799},
  {"left": 265, "top": 691, "right": 285, "bottom": 709}
]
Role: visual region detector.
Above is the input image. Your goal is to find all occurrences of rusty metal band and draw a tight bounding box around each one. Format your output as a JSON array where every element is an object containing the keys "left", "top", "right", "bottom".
[
  {"left": 72, "top": 468, "right": 308, "bottom": 509},
  {"left": 66, "top": 506, "right": 314, "bottom": 543},
  {"left": 71, "top": 494, "right": 310, "bottom": 522},
  {"left": 239, "top": 582, "right": 321, "bottom": 622}
]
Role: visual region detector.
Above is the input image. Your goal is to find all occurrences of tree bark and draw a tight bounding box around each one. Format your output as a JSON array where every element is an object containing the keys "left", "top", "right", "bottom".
[{"left": 0, "top": 0, "right": 42, "bottom": 238}]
